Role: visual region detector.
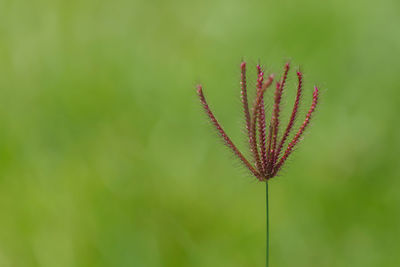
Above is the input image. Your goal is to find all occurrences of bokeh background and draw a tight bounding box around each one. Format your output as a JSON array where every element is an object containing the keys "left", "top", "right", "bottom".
[{"left": 0, "top": 0, "right": 399, "bottom": 266}]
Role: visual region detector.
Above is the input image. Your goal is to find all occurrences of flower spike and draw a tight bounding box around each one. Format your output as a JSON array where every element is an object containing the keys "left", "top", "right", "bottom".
[
  {"left": 276, "top": 71, "right": 303, "bottom": 159},
  {"left": 240, "top": 62, "right": 251, "bottom": 138},
  {"left": 269, "top": 63, "right": 289, "bottom": 173},
  {"left": 273, "top": 86, "right": 319, "bottom": 175},
  {"left": 197, "top": 85, "right": 261, "bottom": 179},
  {"left": 256, "top": 65, "right": 268, "bottom": 175}
]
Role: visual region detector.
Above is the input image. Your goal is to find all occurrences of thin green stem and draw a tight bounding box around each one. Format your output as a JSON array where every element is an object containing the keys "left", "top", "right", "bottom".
[{"left": 266, "top": 181, "right": 269, "bottom": 267}]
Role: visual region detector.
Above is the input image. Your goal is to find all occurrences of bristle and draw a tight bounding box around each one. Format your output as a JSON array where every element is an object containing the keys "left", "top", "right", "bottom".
[
  {"left": 197, "top": 85, "right": 261, "bottom": 179},
  {"left": 273, "top": 86, "right": 319, "bottom": 175}
]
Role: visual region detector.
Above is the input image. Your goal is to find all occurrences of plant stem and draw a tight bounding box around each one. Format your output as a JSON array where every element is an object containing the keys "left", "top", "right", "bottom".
[{"left": 266, "top": 181, "right": 269, "bottom": 267}]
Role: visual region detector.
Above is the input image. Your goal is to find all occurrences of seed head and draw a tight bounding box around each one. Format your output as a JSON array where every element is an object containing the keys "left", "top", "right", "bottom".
[{"left": 197, "top": 61, "right": 319, "bottom": 181}]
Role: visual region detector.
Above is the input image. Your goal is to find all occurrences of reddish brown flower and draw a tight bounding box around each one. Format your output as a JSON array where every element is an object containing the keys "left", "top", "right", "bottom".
[{"left": 197, "top": 61, "right": 319, "bottom": 181}]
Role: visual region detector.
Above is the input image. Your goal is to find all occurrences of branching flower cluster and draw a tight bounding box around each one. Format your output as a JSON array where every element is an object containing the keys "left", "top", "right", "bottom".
[{"left": 197, "top": 61, "right": 319, "bottom": 181}]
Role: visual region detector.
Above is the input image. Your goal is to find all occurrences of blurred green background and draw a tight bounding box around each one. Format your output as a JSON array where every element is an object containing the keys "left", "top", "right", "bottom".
[{"left": 0, "top": 0, "right": 399, "bottom": 266}]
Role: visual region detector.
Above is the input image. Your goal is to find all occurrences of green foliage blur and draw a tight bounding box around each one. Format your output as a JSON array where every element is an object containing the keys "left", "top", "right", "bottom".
[{"left": 0, "top": 0, "right": 399, "bottom": 266}]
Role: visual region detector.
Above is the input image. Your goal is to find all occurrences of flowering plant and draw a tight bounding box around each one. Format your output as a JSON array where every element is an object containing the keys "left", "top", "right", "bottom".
[{"left": 197, "top": 61, "right": 319, "bottom": 266}]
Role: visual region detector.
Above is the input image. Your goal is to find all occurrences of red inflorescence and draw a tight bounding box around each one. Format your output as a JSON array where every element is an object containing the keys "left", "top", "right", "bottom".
[{"left": 197, "top": 62, "right": 319, "bottom": 181}]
